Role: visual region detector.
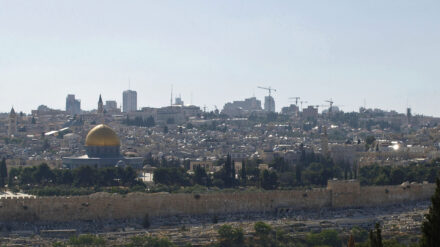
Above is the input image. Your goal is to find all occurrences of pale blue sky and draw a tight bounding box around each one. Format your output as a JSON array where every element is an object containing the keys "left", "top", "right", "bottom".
[{"left": 1, "top": 1, "right": 439, "bottom": 115}]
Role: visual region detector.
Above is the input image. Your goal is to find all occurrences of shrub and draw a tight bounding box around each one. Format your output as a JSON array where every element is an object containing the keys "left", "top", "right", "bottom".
[
  {"left": 68, "top": 234, "right": 106, "bottom": 246},
  {"left": 218, "top": 224, "right": 244, "bottom": 247},
  {"left": 306, "top": 229, "right": 341, "bottom": 247}
]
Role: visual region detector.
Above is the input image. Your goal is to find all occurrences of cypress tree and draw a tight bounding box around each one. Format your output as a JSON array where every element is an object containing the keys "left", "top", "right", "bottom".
[
  {"left": 224, "top": 154, "right": 233, "bottom": 187},
  {"left": 375, "top": 223, "right": 383, "bottom": 247},
  {"left": 240, "top": 160, "right": 247, "bottom": 185},
  {"left": 421, "top": 178, "right": 440, "bottom": 247},
  {"left": 369, "top": 223, "right": 383, "bottom": 247},
  {"left": 0, "top": 158, "right": 7, "bottom": 188},
  {"left": 347, "top": 235, "right": 355, "bottom": 247},
  {"left": 231, "top": 159, "right": 236, "bottom": 186}
]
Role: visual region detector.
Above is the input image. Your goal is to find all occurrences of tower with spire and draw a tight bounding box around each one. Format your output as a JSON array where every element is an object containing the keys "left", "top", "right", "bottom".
[
  {"left": 98, "top": 95, "right": 104, "bottom": 114},
  {"left": 8, "top": 107, "right": 17, "bottom": 138},
  {"left": 97, "top": 95, "right": 105, "bottom": 123}
]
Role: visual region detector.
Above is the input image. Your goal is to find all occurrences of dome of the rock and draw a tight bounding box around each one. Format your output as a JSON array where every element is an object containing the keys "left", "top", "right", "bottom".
[{"left": 85, "top": 124, "right": 120, "bottom": 147}]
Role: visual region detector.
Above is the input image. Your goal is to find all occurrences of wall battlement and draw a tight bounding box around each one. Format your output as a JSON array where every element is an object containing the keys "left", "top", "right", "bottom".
[{"left": 0, "top": 181, "right": 435, "bottom": 222}]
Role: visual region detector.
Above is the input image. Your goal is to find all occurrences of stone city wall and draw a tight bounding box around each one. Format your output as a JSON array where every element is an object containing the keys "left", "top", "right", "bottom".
[
  {"left": 327, "top": 180, "right": 436, "bottom": 208},
  {"left": 0, "top": 182, "right": 435, "bottom": 222}
]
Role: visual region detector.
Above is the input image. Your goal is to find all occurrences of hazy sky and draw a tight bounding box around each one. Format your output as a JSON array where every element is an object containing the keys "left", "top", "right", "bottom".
[{"left": 1, "top": 0, "right": 439, "bottom": 116}]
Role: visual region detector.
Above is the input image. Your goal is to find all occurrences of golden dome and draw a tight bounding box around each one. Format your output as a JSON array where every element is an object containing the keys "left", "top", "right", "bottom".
[{"left": 85, "top": 124, "right": 120, "bottom": 147}]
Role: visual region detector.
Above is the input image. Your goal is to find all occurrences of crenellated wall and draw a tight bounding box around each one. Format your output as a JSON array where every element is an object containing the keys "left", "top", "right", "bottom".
[{"left": 0, "top": 182, "right": 435, "bottom": 222}]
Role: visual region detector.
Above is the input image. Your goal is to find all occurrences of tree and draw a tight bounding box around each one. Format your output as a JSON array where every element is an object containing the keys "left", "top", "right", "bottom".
[
  {"left": 369, "top": 223, "right": 383, "bottom": 247},
  {"left": 254, "top": 221, "right": 273, "bottom": 246},
  {"left": 260, "top": 170, "right": 278, "bottom": 190},
  {"left": 127, "top": 236, "right": 174, "bottom": 247},
  {"left": 73, "top": 166, "right": 98, "bottom": 187},
  {"left": 306, "top": 229, "right": 341, "bottom": 247},
  {"left": 0, "top": 158, "right": 7, "bottom": 187},
  {"left": 421, "top": 178, "right": 440, "bottom": 247},
  {"left": 217, "top": 225, "right": 244, "bottom": 247},
  {"left": 347, "top": 235, "right": 355, "bottom": 247},
  {"left": 240, "top": 161, "right": 247, "bottom": 186},
  {"left": 222, "top": 154, "right": 236, "bottom": 187},
  {"left": 254, "top": 221, "right": 272, "bottom": 237},
  {"left": 271, "top": 157, "right": 287, "bottom": 172},
  {"left": 365, "top": 136, "right": 376, "bottom": 150},
  {"left": 68, "top": 234, "right": 106, "bottom": 246},
  {"left": 33, "top": 163, "right": 55, "bottom": 184},
  {"left": 153, "top": 167, "right": 190, "bottom": 186},
  {"left": 193, "top": 166, "right": 210, "bottom": 186}
]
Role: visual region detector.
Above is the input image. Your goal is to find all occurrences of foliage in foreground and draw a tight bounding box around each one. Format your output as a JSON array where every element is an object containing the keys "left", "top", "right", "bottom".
[
  {"left": 67, "top": 234, "right": 106, "bottom": 246},
  {"left": 126, "top": 235, "right": 175, "bottom": 247},
  {"left": 420, "top": 178, "right": 440, "bottom": 247}
]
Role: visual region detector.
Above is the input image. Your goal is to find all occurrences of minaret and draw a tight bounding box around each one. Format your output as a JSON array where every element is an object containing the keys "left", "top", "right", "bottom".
[
  {"left": 8, "top": 107, "right": 17, "bottom": 138},
  {"left": 98, "top": 95, "right": 104, "bottom": 123}
]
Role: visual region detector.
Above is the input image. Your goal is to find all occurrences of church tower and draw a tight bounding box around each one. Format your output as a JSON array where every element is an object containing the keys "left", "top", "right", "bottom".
[
  {"left": 8, "top": 107, "right": 17, "bottom": 138},
  {"left": 97, "top": 95, "right": 104, "bottom": 123},
  {"left": 98, "top": 95, "right": 104, "bottom": 114}
]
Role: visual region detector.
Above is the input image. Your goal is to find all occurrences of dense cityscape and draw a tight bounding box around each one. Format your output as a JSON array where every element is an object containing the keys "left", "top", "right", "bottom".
[
  {"left": 2, "top": 1, "right": 440, "bottom": 246},
  {"left": 0, "top": 88, "right": 440, "bottom": 246}
]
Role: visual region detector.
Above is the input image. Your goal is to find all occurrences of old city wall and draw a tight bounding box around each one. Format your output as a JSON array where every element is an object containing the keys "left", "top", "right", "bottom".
[
  {"left": 0, "top": 182, "right": 435, "bottom": 222},
  {"left": 328, "top": 180, "right": 436, "bottom": 208},
  {"left": 0, "top": 189, "right": 331, "bottom": 222},
  {"left": 357, "top": 184, "right": 435, "bottom": 207}
]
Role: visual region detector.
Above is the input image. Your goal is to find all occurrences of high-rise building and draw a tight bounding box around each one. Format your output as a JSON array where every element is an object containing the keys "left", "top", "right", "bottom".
[
  {"left": 222, "top": 97, "right": 262, "bottom": 117},
  {"left": 105, "top": 100, "right": 117, "bottom": 111},
  {"left": 66, "top": 94, "right": 81, "bottom": 115},
  {"left": 8, "top": 107, "right": 17, "bottom": 138},
  {"left": 123, "top": 90, "right": 137, "bottom": 113},
  {"left": 302, "top": 106, "right": 318, "bottom": 120},
  {"left": 264, "top": 96, "right": 275, "bottom": 112}
]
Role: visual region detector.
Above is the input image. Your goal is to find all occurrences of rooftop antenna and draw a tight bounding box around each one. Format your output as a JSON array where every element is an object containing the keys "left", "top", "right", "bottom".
[{"left": 170, "top": 85, "right": 173, "bottom": 107}]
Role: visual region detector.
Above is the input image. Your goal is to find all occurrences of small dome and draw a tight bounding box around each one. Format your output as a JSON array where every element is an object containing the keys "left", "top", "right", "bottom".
[{"left": 85, "top": 124, "right": 120, "bottom": 146}]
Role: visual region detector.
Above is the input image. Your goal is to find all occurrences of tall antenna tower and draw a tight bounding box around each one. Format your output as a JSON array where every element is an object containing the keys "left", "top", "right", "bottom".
[{"left": 170, "top": 85, "right": 173, "bottom": 106}]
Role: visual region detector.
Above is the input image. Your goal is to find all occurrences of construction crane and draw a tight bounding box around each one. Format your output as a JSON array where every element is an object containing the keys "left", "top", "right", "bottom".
[
  {"left": 313, "top": 105, "right": 329, "bottom": 114},
  {"left": 258, "top": 86, "right": 277, "bottom": 112},
  {"left": 300, "top": 101, "right": 308, "bottom": 110},
  {"left": 258, "top": 86, "right": 277, "bottom": 97},
  {"left": 325, "top": 99, "right": 334, "bottom": 113},
  {"left": 289, "top": 97, "right": 301, "bottom": 106}
]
